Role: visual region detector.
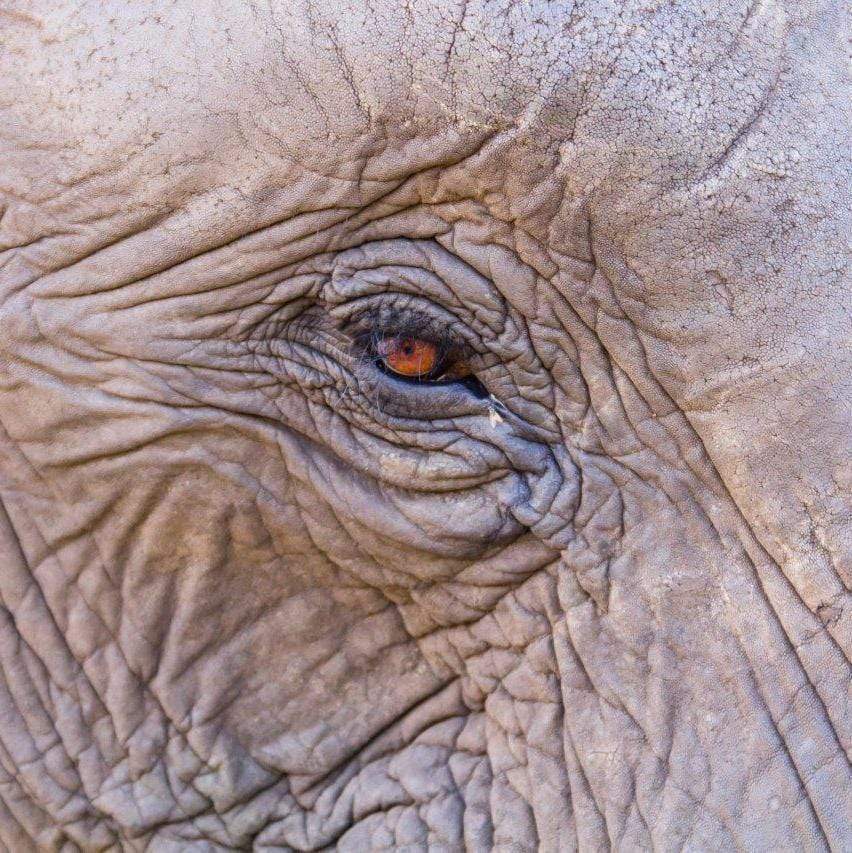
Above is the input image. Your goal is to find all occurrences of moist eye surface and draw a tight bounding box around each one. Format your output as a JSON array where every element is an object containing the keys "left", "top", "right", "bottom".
[
  {"left": 371, "top": 333, "right": 475, "bottom": 383},
  {"left": 375, "top": 336, "right": 442, "bottom": 378}
]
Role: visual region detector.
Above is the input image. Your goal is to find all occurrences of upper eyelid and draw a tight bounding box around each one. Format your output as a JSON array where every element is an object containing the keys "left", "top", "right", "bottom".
[
  {"left": 331, "top": 298, "right": 478, "bottom": 356},
  {"left": 326, "top": 241, "right": 507, "bottom": 332}
]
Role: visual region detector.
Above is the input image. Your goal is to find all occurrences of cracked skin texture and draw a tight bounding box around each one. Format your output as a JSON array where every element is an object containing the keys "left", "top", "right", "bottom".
[{"left": 0, "top": 0, "right": 849, "bottom": 849}]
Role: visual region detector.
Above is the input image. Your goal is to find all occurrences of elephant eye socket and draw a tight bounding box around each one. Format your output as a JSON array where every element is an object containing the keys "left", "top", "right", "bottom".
[{"left": 373, "top": 335, "right": 472, "bottom": 382}]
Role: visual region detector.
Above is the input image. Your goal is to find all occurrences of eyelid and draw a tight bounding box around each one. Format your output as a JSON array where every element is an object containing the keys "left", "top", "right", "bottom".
[{"left": 334, "top": 300, "right": 474, "bottom": 362}]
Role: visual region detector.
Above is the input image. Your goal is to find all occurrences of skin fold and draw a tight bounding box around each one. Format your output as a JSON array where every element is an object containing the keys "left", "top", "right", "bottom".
[{"left": 0, "top": 0, "right": 849, "bottom": 849}]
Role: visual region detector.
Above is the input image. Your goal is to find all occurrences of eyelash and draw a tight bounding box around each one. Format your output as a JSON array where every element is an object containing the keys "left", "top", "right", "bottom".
[{"left": 345, "top": 307, "right": 469, "bottom": 362}]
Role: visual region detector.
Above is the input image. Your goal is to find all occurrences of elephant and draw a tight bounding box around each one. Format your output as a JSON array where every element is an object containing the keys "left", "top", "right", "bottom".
[{"left": 0, "top": 0, "right": 849, "bottom": 849}]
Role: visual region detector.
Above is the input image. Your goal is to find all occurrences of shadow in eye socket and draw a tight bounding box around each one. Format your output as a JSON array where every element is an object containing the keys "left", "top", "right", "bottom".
[{"left": 459, "top": 375, "right": 490, "bottom": 399}]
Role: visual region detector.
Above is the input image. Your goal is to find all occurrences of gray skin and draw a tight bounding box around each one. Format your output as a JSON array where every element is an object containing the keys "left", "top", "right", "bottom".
[{"left": 0, "top": 0, "right": 849, "bottom": 849}]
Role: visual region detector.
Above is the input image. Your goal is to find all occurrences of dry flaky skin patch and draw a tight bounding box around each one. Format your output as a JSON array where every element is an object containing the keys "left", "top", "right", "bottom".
[{"left": 0, "top": 0, "right": 849, "bottom": 850}]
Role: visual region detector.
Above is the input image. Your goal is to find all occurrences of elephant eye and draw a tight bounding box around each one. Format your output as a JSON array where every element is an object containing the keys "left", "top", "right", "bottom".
[
  {"left": 335, "top": 301, "right": 482, "bottom": 392},
  {"left": 372, "top": 334, "right": 472, "bottom": 382},
  {"left": 377, "top": 336, "right": 438, "bottom": 377}
]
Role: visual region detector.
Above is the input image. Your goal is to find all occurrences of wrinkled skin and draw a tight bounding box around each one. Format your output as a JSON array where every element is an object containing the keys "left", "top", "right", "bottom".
[{"left": 0, "top": 1, "right": 849, "bottom": 849}]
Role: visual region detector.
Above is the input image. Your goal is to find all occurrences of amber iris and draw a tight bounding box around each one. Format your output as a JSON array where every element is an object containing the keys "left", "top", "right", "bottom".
[{"left": 376, "top": 336, "right": 439, "bottom": 378}]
